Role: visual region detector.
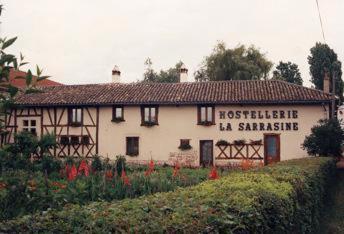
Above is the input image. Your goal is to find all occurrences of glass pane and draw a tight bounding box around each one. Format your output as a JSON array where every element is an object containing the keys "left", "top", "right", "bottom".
[
  {"left": 31, "top": 120, "right": 36, "bottom": 126},
  {"left": 200, "top": 107, "right": 206, "bottom": 122},
  {"left": 207, "top": 107, "right": 213, "bottom": 122},
  {"left": 202, "top": 141, "right": 213, "bottom": 164},
  {"left": 72, "top": 109, "right": 76, "bottom": 122},
  {"left": 23, "top": 128, "right": 28, "bottom": 132},
  {"left": 267, "top": 136, "right": 277, "bottom": 157},
  {"left": 23, "top": 120, "right": 29, "bottom": 126},
  {"left": 115, "top": 108, "right": 122, "bottom": 118},
  {"left": 150, "top": 108, "right": 156, "bottom": 122},
  {"left": 144, "top": 108, "right": 150, "bottom": 122},
  {"left": 76, "top": 109, "right": 82, "bottom": 122},
  {"left": 30, "top": 128, "right": 37, "bottom": 135}
]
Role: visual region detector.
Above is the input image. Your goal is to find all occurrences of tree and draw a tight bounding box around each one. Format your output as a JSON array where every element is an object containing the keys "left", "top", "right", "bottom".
[
  {"left": 272, "top": 61, "right": 303, "bottom": 85},
  {"left": 308, "top": 42, "right": 343, "bottom": 100},
  {"left": 302, "top": 118, "right": 344, "bottom": 157},
  {"left": 143, "top": 58, "right": 183, "bottom": 83},
  {"left": 194, "top": 42, "right": 273, "bottom": 81}
]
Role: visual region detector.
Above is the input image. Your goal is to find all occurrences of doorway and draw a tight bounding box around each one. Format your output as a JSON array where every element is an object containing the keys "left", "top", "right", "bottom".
[
  {"left": 264, "top": 134, "right": 280, "bottom": 165},
  {"left": 200, "top": 140, "right": 213, "bottom": 167}
]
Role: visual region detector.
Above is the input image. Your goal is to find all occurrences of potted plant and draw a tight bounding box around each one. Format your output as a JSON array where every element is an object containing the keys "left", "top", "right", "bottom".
[
  {"left": 215, "top": 140, "right": 230, "bottom": 146},
  {"left": 233, "top": 139, "right": 246, "bottom": 145}
]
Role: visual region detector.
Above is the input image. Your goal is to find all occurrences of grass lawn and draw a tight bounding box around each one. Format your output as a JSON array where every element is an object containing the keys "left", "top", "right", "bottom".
[{"left": 318, "top": 170, "right": 344, "bottom": 234}]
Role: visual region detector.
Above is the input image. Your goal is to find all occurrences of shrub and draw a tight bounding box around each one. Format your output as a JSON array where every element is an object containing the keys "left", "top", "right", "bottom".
[
  {"left": 115, "top": 155, "right": 126, "bottom": 174},
  {"left": 303, "top": 118, "right": 344, "bottom": 157},
  {"left": 91, "top": 155, "right": 102, "bottom": 172},
  {"left": 0, "top": 158, "right": 336, "bottom": 233}
]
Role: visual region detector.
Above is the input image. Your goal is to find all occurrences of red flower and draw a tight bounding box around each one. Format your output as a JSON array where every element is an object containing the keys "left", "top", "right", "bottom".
[
  {"left": 173, "top": 162, "right": 181, "bottom": 177},
  {"left": 209, "top": 166, "right": 219, "bottom": 180},
  {"left": 105, "top": 170, "right": 113, "bottom": 180},
  {"left": 68, "top": 164, "right": 78, "bottom": 181},
  {"left": 78, "top": 160, "right": 90, "bottom": 177},
  {"left": 121, "top": 169, "right": 131, "bottom": 186},
  {"left": 144, "top": 159, "right": 155, "bottom": 176}
]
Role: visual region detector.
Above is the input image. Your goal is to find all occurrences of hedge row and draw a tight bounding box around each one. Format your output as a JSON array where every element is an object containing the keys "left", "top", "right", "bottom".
[{"left": 0, "top": 157, "right": 336, "bottom": 233}]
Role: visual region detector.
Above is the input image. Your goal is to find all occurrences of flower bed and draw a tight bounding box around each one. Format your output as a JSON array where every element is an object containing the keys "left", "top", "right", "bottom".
[
  {"left": 0, "top": 165, "right": 223, "bottom": 220},
  {"left": 0, "top": 157, "right": 336, "bottom": 233}
]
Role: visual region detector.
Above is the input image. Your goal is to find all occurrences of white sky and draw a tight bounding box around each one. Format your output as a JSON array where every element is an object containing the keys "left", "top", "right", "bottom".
[{"left": 1, "top": 0, "right": 343, "bottom": 86}]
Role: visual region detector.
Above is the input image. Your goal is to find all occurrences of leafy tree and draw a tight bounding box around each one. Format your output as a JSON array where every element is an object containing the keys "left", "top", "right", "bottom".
[
  {"left": 143, "top": 58, "right": 183, "bottom": 83},
  {"left": 308, "top": 42, "right": 343, "bottom": 100},
  {"left": 272, "top": 61, "right": 303, "bottom": 85},
  {"left": 194, "top": 42, "right": 273, "bottom": 81},
  {"left": 302, "top": 118, "right": 344, "bottom": 157}
]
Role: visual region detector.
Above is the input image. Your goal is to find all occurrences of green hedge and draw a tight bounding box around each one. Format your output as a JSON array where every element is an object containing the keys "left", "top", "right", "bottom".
[{"left": 0, "top": 158, "right": 336, "bottom": 233}]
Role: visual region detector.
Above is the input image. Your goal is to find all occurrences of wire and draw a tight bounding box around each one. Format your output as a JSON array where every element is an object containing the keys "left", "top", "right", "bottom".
[{"left": 315, "top": 0, "right": 326, "bottom": 43}]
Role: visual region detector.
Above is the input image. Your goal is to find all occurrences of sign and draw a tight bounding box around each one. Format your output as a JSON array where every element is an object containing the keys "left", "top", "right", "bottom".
[{"left": 218, "top": 110, "right": 299, "bottom": 131}]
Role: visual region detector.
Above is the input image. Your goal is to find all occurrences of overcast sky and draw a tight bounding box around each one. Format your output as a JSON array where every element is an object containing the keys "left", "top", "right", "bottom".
[{"left": 1, "top": 0, "right": 343, "bottom": 86}]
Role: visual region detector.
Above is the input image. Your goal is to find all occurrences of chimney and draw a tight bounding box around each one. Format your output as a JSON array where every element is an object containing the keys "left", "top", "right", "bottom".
[
  {"left": 112, "top": 65, "right": 121, "bottom": 83},
  {"left": 179, "top": 63, "right": 188, "bottom": 82},
  {"left": 323, "top": 72, "right": 330, "bottom": 93}
]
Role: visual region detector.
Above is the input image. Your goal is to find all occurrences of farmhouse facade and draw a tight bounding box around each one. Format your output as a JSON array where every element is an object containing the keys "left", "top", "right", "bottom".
[{"left": 4, "top": 73, "right": 333, "bottom": 166}]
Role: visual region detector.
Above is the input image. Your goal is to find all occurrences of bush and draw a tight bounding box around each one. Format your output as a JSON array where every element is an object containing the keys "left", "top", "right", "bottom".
[
  {"left": 303, "top": 118, "right": 344, "bottom": 157},
  {"left": 0, "top": 157, "right": 336, "bottom": 233}
]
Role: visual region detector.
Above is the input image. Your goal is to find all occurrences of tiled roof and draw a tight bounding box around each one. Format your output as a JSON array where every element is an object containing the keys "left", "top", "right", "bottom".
[
  {"left": 14, "top": 80, "right": 333, "bottom": 106},
  {"left": 9, "top": 69, "right": 63, "bottom": 88}
]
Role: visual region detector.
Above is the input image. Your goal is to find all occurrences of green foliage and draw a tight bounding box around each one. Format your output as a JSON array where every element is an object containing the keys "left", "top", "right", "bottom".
[
  {"left": 194, "top": 42, "right": 273, "bottom": 81},
  {"left": 115, "top": 155, "right": 126, "bottom": 173},
  {"left": 143, "top": 58, "right": 183, "bottom": 83},
  {"left": 37, "top": 133, "right": 56, "bottom": 157},
  {"left": 91, "top": 155, "right": 103, "bottom": 172},
  {"left": 303, "top": 118, "right": 344, "bottom": 157},
  {"left": 308, "top": 42, "right": 343, "bottom": 100},
  {"left": 0, "top": 158, "right": 335, "bottom": 233},
  {"left": 272, "top": 61, "right": 303, "bottom": 85}
]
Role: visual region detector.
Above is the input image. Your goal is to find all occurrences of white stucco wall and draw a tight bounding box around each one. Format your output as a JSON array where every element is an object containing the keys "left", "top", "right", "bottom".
[{"left": 98, "top": 104, "right": 328, "bottom": 165}]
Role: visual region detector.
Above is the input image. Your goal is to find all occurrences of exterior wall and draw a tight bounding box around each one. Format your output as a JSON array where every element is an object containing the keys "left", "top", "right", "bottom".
[
  {"left": 98, "top": 104, "right": 328, "bottom": 166},
  {"left": 6, "top": 104, "right": 328, "bottom": 166}
]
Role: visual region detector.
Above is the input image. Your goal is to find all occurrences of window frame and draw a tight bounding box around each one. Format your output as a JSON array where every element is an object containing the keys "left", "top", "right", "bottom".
[
  {"left": 126, "top": 137, "right": 139, "bottom": 156},
  {"left": 197, "top": 105, "right": 215, "bottom": 125},
  {"left": 112, "top": 105, "right": 125, "bottom": 122},
  {"left": 141, "top": 105, "right": 159, "bottom": 126},
  {"left": 22, "top": 119, "right": 37, "bottom": 136},
  {"left": 68, "top": 107, "right": 83, "bottom": 127}
]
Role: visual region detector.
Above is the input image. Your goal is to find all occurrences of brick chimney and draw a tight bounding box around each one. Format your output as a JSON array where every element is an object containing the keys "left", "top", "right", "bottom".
[
  {"left": 323, "top": 72, "right": 330, "bottom": 93},
  {"left": 179, "top": 63, "right": 188, "bottom": 82},
  {"left": 112, "top": 65, "right": 121, "bottom": 83}
]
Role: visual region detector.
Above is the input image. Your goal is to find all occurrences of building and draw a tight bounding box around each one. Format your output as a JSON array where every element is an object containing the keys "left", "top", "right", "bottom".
[
  {"left": 4, "top": 67, "right": 333, "bottom": 167},
  {"left": 8, "top": 69, "right": 63, "bottom": 88}
]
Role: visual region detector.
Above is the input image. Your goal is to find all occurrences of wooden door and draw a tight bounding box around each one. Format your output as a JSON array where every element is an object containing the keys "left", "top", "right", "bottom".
[
  {"left": 264, "top": 134, "right": 280, "bottom": 165},
  {"left": 200, "top": 140, "right": 213, "bottom": 167}
]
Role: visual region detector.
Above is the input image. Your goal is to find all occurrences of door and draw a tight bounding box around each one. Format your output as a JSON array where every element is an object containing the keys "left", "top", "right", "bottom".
[
  {"left": 264, "top": 134, "right": 280, "bottom": 165},
  {"left": 200, "top": 140, "right": 213, "bottom": 167}
]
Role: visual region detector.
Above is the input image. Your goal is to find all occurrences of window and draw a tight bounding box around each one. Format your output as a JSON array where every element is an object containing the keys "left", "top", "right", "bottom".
[
  {"left": 126, "top": 137, "right": 139, "bottom": 156},
  {"left": 198, "top": 105, "right": 215, "bottom": 125},
  {"left": 22, "top": 119, "right": 37, "bottom": 135},
  {"left": 69, "top": 108, "right": 82, "bottom": 126},
  {"left": 60, "top": 136, "right": 69, "bottom": 145},
  {"left": 179, "top": 139, "right": 192, "bottom": 150},
  {"left": 112, "top": 106, "right": 124, "bottom": 122},
  {"left": 141, "top": 106, "right": 158, "bottom": 126}
]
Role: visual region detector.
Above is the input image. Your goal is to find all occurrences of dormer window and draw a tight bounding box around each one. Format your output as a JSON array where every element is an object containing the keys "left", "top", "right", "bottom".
[
  {"left": 141, "top": 106, "right": 158, "bottom": 126},
  {"left": 68, "top": 107, "right": 83, "bottom": 126},
  {"left": 112, "top": 106, "right": 124, "bottom": 122},
  {"left": 198, "top": 105, "right": 215, "bottom": 125}
]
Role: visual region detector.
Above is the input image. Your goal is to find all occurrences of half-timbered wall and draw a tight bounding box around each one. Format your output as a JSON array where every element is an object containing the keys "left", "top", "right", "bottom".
[{"left": 4, "top": 106, "right": 98, "bottom": 157}]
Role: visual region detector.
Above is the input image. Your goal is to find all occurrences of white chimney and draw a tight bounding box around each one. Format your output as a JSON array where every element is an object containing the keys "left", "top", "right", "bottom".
[
  {"left": 112, "top": 65, "right": 121, "bottom": 83},
  {"left": 179, "top": 63, "right": 188, "bottom": 82}
]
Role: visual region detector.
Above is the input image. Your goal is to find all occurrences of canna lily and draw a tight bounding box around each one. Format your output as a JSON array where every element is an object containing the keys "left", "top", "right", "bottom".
[
  {"left": 121, "top": 169, "right": 131, "bottom": 186},
  {"left": 68, "top": 164, "right": 78, "bottom": 181},
  {"left": 144, "top": 159, "right": 155, "bottom": 176},
  {"left": 78, "top": 160, "right": 90, "bottom": 177},
  {"left": 172, "top": 162, "right": 181, "bottom": 177},
  {"left": 209, "top": 166, "right": 219, "bottom": 180}
]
